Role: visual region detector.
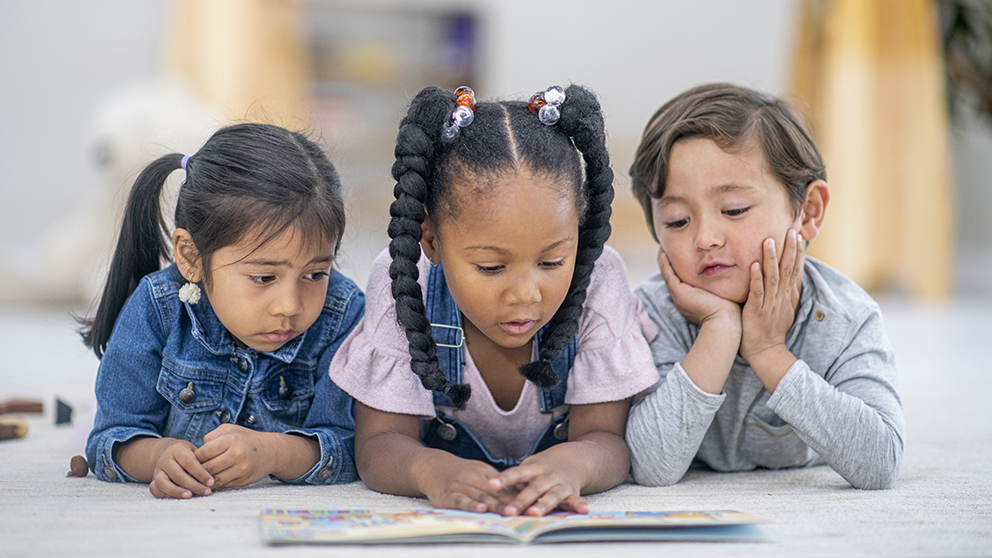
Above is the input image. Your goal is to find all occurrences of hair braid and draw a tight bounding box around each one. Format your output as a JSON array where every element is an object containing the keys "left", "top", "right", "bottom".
[
  {"left": 388, "top": 87, "right": 472, "bottom": 409},
  {"left": 517, "top": 85, "right": 614, "bottom": 388}
]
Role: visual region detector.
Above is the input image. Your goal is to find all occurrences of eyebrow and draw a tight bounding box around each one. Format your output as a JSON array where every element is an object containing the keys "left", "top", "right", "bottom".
[
  {"left": 241, "top": 254, "right": 335, "bottom": 267},
  {"left": 464, "top": 236, "right": 574, "bottom": 255},
  {"left": 658, "top": 183, "right": 755, "bottom": 208}
]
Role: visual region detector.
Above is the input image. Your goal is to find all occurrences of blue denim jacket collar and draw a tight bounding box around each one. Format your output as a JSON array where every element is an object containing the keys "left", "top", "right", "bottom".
[{"left": 183, "top": 281, "right": 304, "bottom": 364}]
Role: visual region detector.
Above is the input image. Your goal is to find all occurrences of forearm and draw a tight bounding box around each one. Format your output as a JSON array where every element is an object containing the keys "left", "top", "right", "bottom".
[
  {"left": 114, "top": 436, "right": 182, "bottom": 483},
  {"left": 769, "top": 361, "right": 904, "bottom": 489},
  {"left": 745, "top": 344, "right": 798, "bottom": 394},
  {"left": 681, "top": 318, "right": 741, "bottom": 394},
  {"left": 627, "top": 365, "right": 723, "bottom": 486},
  {"left": 357, "top": 430, "right": 460, "bottom": 497},
  {"left": 266, "top": 432, "right": 320, "bottom": 480},
  {"left": 540, "top": 432, "right": 630, "bottom": 495}
]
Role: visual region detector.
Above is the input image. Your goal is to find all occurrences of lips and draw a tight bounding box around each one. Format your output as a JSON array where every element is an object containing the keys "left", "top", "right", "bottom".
[
  {"left": 261, "top": 329, "right": 296, "bottom": 343},
  {"left": 699, "top": 262, "right": 735, "bottom": 277},
  {"left": 499, "top": 320, "right": 536, "bottom": 336}
]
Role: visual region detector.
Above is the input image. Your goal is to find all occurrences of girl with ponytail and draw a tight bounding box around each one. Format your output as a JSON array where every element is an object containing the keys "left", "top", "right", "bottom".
[
  {"left": 329, "top": 86, "right": 658, "bottom": 516},
  {"left": 81, "top": 123, "right": 364, "bottom": 498}
]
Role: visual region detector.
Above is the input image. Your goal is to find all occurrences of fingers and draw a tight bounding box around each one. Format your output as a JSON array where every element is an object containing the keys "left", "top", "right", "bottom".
[
  {"left": 491, "top": 466, "right": 578, "bottom": 517},
  {"left": 558, "top": 494, "right": 589, "bottom": 514},
  {"left": 762, "top": 237, "right": 779, "bottom": 297},
  {"left": 658, "top": 252, "right": 681, "bottom": 290},
  {"left": 150, "top": 447, "right": 214, "bottom": 499}
]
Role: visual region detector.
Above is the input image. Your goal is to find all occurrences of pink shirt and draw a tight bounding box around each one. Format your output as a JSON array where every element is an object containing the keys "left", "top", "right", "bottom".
[{"left": 329, "top": 245, "right": 659, "bottom": 459}]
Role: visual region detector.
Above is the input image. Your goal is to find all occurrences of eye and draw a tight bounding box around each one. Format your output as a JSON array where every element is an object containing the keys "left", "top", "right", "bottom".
[
  {"left": 475, "top": 265, "right": 503, "bottom": 274},
  {"left": 250, "top": 275, "right": 276, "bottom": 285},
  {"left": 724, "top": 207, "right": 751, "bottom": 217},
  {"left": 305, "top": 271, "right": 330, "bottom": 281},
  {"left": 539, "top": 260, "right": 565, "bottom": 269},
  {"left": 664, "top": 218, "right": 689, "bottom": 229}
]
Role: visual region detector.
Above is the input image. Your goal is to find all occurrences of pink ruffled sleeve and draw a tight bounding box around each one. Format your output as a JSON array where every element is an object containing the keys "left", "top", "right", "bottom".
[
  {"left": 565, "top": 246, "right": 661, "bottom": 405},
  {"left": 327, "top": 249, "right": 436, "bottom": 417}
]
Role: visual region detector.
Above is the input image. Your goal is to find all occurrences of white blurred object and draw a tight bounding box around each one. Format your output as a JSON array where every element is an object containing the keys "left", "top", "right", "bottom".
[{"left": 0, "top": 79, "right": 220, "bottom": 306}]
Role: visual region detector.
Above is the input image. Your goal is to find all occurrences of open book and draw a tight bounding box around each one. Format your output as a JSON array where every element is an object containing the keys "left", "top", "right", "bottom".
[{"left": 260, "top": 509, "right": 770, "bottom": 545}]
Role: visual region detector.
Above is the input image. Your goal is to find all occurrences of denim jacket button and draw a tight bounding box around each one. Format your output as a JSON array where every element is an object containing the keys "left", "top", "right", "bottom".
[
  {"left": 238, "top": 359, "right": 247, "bottom": 372},
  {"left": 104, "top": 466, "right": 117, "bottom": 481},
  {"left": 246, "top": 414, "right": 257, "bottom": 425},
  {"left": 220, "top": 410, "right": 231, "bottom": 423},
  {"left": 179, "top": 382, "right": 195, "bottom": 404},
  {"left": 553, "top": 420, "right": 568, "bottom": 441},
  {"left": 317, "top": 466, "right": 333, "bottom": 481}
]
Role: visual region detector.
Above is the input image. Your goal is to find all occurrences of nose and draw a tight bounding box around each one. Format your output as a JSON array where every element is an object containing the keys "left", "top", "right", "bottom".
[
  {"left": 503, "top": 270, "right": 542, "bottom": 306},
  {"left": 271, "top": 283, "right": 303, "bottom": 317},
  {"left": 695, "top": 217, "right": 725, "bottom": 251}
]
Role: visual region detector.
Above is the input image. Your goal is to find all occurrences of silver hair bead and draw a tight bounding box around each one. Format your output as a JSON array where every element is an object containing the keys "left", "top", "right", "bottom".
[
  {"left": 544, "top": 86, "right": 565, "bottom": 106},
  {"left": 538, "top": 104, "right": 561, "bottom": 126}
]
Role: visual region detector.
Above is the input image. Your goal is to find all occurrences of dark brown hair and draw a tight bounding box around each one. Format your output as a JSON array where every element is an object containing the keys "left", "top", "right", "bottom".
[{"left": 629, "top": 83, "right": 826, "bottom": 241}]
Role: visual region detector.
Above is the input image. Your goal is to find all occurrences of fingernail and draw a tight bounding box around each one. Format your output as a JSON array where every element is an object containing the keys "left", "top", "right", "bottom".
[
  {"left": 203, "top": 488, "right": 211, "bottom": 496},
  {"left": 797, "top": 233, "right": 803, "bottom": 243},
  {"left": 788, "top": 229, "right": 797, "bottom": 240}
]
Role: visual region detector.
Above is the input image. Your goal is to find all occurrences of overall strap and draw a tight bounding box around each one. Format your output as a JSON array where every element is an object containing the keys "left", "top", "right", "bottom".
[
  {"left": 425, "top": 263, "right": 464, "bottom": 408},
  {"left": 425, "top": 263, "right": 578, "bottom": 410}
]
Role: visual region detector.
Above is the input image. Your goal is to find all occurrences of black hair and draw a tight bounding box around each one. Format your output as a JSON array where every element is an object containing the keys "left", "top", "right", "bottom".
[
  {"left": 79, "top": 123, "right": 346, "bottom": 358},
  {"left": 388, "top": 85, "right": 613, "bottom": 409},
  {"left": 630, "top": 83, "right": 826, "bottom": 241}
]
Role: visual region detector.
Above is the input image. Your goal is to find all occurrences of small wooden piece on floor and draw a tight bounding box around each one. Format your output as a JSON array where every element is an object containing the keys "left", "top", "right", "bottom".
[
  {"left": 0, "top": 418, "right": 29, "bottom": 441},
  {"left": 0, "top": 398, "right": 43, "bottom": 415},
  {"left": 68, "top": 455, "right": 89, "bottom": 477},
  {"left": 55, "top": 398, "right": 72, "bottom": 425}
]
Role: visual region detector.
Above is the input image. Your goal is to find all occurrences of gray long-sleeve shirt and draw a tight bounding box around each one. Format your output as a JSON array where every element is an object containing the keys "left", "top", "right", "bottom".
[{"left": 627, "top": 258, "right": 905, "bottom": 489}]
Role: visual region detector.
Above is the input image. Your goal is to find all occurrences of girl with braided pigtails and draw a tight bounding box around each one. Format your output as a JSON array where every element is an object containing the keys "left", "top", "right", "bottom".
[{"left": 328, "top": 85, "right": 659, "bottom": 516}]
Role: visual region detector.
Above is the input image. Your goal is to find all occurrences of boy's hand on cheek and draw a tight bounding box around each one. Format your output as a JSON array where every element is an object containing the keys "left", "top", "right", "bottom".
[
  {"left": 659, "top": 249, "right": 741, "bottom": 329},
  {"left": 740, "top": 230, "right": 803, "bottom": 392}
]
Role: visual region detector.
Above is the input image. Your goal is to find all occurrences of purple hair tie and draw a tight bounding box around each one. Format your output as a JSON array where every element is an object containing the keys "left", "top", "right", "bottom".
[{"left": 181, "top": 155, "right": 191, "bottom": 170}]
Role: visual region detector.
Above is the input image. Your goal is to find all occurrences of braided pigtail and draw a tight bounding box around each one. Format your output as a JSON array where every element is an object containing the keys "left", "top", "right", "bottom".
[
  {"left": 388, "top": 87, "right": 472, "bottom": 409},
  {"left": 518, "top": 85, "right": 614, "bottom": 388}
]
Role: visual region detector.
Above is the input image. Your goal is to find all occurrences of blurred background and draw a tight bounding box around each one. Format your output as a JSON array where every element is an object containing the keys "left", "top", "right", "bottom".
[{"left": 0, "top": 0, "right": 990, "bottom": 312}]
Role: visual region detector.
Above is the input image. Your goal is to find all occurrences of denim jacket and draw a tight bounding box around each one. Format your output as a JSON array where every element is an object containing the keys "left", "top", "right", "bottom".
[
  {"left": 85, "top": 264, "right": 364, "bottom": 485},
  {"left": 419, "top": 262, "right": 577, "bottom": 470}
]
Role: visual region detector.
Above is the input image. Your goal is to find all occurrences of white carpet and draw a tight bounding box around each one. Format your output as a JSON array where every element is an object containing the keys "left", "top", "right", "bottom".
[{"left": 1, "top": 298, "right": 991, "bottom": 557}]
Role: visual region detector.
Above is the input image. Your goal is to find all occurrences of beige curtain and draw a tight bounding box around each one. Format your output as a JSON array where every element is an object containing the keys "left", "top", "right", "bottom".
[
  {"left": 163, "top": 0, "right": 311, "bottom": 128},
  {"left": 790, "top": 0, "right": 953, "bottom": 299}
]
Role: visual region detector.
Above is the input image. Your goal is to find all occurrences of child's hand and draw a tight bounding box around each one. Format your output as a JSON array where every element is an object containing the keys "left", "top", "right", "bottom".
[
  {"left": 659, "top": 249, "right": 741, "bottom": 328},
  {"left": 148, "top": 438, "right": 214, "bottom": 499},
  {"left": 740, "top": 229, "right": 803, "bottom": 391},
  {"left": 194, "top": 424, "right": 277, "bottom": 489},
  {"left": 420, "top": 456, "right": 509, "bottom": 514},
  {"left": 488, "top": 453, "right": 588, "bottom": 517}
]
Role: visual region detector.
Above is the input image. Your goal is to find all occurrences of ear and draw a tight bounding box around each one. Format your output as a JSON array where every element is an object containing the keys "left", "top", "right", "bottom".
[
  {"left": 798, "top": 180, "right": 829, "bottom": 241},
  {"left": 420, "top": 219, "right": 440, "bottom": 265},
  {"left": 172, "top": 228, "right": 202, "bottom": 282}
]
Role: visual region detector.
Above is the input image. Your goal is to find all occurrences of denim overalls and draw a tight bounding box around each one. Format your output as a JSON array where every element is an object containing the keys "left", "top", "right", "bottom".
[{"left": 419, "top": 263, "right": 577, "bottom": 470}]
